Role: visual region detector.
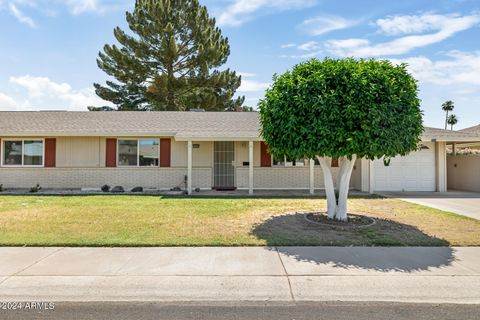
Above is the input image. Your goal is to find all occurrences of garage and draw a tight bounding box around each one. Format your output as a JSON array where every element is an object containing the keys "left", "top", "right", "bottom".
[{"left": 373, "top": 141, "right": 436, "bottom": 192}]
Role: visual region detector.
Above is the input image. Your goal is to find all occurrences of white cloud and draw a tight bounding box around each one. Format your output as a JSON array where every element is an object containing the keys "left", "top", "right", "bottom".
[
  {"left": 389, "top": 51, "right": 480, "bottom": 129},
  {"left": 238, "top": 72, "right": 256, "bottom": 78},
  {"left": 217, "top": 0, "right": 316, "bottom": 27},
  {"left": 0, "top": 0, "right": 127, "bottom": 25},
  {"left": 238, "top": 79, "right": 270, "bottom": 92},
  {"left": 297, "top": 41, "right": 321, "bottom": 51},
  {"left": 281, "top": 51, "right": 323, "bottom": 59},
  {"left": 299, "top": 15, "right": 356, "bottom": 36},
  {"left": 377, "top": 13, "right": 456, "bottom": 36},
  {"left": 10, "top": 75, "right": 71, "bottom": 97},
  {"left": 9, "top": 75, "right": 111, "bottom": 110},
  {"left": 280, "top": 41, "right": 323, "bottom": 58},
  {"left": 9, "top": 3, "right": 35, "bottom": 28},
  {"left": 390, "top": 51, "right": 480, "bottom": 86},
  {"left": 237, "top": 73, "right": 270, "bottom": 92},
  {"left": 281, "top": 43, "right": 297, "bottom": 48},
  {"left": 326, "top": 13, "right": 480, "bottom": 57},
  {"left": 0, "top": 92, "right": 18, "bottom": 110},
  {"left": 66, "top": 0, "right": 99, "bottom": 15}
]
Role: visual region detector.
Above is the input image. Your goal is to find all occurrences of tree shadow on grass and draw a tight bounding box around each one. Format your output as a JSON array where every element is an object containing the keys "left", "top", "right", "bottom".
[{"left": 251, "top": 213, "right": 455, "bottom": 272}]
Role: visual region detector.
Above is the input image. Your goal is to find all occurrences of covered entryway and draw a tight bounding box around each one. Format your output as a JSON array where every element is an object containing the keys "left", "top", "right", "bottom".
[
  {"left": 214, "top": 141, "right": 235, "bottom": 190},
  {"left": 447, "top": 142, "right": 480, "bottom": 192},
  {"left": 373, "top": 141, "right": 436, "bottom": 192}
]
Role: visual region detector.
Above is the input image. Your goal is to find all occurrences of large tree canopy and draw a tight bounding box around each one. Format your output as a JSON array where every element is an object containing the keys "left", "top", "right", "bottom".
[
  {"left": 94, "top": 0, "right": 244, "bottom": 111},
  {"left": 259, "top": 58, "right": 423, "bottom": 221}
]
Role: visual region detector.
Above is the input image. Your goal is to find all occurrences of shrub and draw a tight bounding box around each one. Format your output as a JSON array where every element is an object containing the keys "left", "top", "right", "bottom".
[
  {"left": 30, "top": 184, "right": 42, "bottom": 193},
  {"left": 101, "top": 185, "right": 111, "bottom": 192}
]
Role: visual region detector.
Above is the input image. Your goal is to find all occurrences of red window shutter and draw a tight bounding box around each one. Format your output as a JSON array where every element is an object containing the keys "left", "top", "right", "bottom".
[
  {"left": 160, "top": 138, "right": 171, "bottom": 167},
  {"left": 260, "top": 141, "right": 271, "bottom": 167},
  {"left": 106, "top": 138, "right": 117, "bottom": 167},
  {"left": 44, "top": 138, "right": 56, "bottom": 167}
]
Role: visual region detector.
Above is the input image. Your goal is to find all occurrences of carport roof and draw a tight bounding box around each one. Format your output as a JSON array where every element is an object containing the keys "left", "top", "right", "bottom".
[
  {"left": 460, "top": 124, "right": 480, "bottom": 134},
  {"left": 423, "top": 127, "right": 480, "bottom": 142}
]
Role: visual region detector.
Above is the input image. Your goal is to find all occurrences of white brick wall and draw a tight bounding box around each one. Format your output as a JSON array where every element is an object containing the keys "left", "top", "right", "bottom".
[
  {"left": 0, "top": 167, "right": 212, "bottom": 190},
  {"left": 0, "top": 164, "right": 362, "bottom": 191},
  {"left": 236, "top": 167, "right": 344, "bottom": 189}
]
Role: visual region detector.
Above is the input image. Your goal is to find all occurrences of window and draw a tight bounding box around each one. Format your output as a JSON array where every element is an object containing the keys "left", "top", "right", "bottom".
[
  {"left": 272, "top": 155, "right": 285, "bottom": 166},
  {"left": 118, "top": 139, "right": 159, "bottom": 167},
  {"left": 2, "top": 140, "right": 44, "bottom": 166},
  {"left": 118, "top": 140, "right": 138, "bottom": 166},
  {"left": 272, "top": 155, "right": 308, "bottom": 167},
  {"left": 139, "top": 139, "right": 159, "bottom": 166}
]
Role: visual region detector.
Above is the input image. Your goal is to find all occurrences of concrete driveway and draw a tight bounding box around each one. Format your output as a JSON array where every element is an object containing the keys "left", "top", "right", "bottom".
[{"left": 379, "top": 191, "right": 480, "bottom": 220}]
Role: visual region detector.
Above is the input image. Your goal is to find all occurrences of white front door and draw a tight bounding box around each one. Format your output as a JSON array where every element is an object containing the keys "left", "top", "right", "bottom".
[{"left": 373, "top": 142, "right": 436, "bottom": 192}]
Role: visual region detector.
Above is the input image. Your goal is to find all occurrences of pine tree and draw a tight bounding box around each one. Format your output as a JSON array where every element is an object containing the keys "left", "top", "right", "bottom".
[{"left": 94, "top": 0, "right": 244, "bottom": 111}]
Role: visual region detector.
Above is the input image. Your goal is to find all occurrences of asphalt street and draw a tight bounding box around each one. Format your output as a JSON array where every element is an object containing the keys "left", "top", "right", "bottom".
[{"left": 1, "top": 302, "right": 479, "bottom": 320}]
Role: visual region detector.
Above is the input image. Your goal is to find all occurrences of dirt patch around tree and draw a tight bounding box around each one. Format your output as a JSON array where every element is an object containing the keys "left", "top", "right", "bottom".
[
  {"left": 251, "top": 212, "right": 450, "bottom": 246},
  {"left": 303, "top": 212, "right": 376, "bottom": 229}
]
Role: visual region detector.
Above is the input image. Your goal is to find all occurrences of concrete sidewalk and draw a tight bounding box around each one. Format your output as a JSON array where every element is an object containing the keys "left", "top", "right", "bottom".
[{"left": 0, "top": 247, "right": 479, "bottom": 304}]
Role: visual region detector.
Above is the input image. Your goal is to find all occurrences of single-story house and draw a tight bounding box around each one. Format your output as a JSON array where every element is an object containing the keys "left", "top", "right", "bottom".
[{"left": 0, "top": 111, "right": 479, "bottom": 194}]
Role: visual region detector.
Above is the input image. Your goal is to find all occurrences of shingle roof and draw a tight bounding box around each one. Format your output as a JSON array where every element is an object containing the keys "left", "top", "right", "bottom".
[
  {"left": 0, "top": 111, "right": 262, "bottom": 141},
  {"left": 0, "top": 111, "right": 479, "bottom": 142},
  {"left": 422, "top": 127, "right": 480, "bottom": 141},
  {"left": 460, "top": 124, "right": 480, "bottom": 134}
]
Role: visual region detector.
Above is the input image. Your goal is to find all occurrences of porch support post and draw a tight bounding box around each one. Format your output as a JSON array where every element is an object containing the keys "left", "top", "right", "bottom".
[
  {"left": 187, "top": 140, "right": 193, "bottom": 195},
  {"left": 435, "top": 141, "right": 447, "bottom": 192},
  {"left": 452, "top": 142, "right": 457, "bottom": 156},
  {"left": 248, "top": 141, "right": 254, "bottom": 195},
  {"left": 369, "top": 160, "right": 375, "bottom": 194},
  {"left": 309, "top": 159, "right": 315, "bottom": 195},
  {"left": 360, "top": 158, "right": 370, "bottom": 193}
]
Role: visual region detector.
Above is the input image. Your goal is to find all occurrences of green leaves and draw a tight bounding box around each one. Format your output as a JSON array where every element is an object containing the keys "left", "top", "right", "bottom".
[
  {"left": 94, "top": 0, "right": 243, "bottom": 111},
  {"left": 259, "top": 58, "right": 423, "bottom": 160}
]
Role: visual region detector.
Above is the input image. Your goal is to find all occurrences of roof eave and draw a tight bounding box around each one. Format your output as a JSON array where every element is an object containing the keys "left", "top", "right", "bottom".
[
  {"left": 425, "top": 137, "right": 480, "bottom": 142},
  {"left": 174, "top": 136, "right": 262, "bottom": 142},
  {"left": 0, "top": 132, "right": 178, "bottom": 137}
]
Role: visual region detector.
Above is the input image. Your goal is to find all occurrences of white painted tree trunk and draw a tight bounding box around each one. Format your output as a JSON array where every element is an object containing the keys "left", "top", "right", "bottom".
[
  {"left": 336, "top": 155, "right": 357, "bottom": 221},
  {"left": 317, "top": 155, "right": 357, "bottom": 221}
]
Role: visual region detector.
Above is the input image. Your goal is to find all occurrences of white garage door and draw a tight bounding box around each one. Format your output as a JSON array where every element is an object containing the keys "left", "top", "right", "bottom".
[{"left": 374, "top": 141, "right": 436, "bottom": 192}]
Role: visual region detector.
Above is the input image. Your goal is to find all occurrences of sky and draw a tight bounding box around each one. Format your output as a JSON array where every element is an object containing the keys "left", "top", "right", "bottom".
[{"left": 0, "top": 0, "right": 479, "bottom": 129}]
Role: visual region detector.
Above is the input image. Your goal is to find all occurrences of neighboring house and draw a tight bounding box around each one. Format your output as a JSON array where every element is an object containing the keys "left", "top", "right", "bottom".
[{"left": 0, "top": 111, "right": 479, "bottom": 194}]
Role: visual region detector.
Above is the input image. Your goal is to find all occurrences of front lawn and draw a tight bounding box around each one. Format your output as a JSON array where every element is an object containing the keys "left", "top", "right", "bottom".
[{"left": 0, "top": 196, "right": 478, "bottom": 246}]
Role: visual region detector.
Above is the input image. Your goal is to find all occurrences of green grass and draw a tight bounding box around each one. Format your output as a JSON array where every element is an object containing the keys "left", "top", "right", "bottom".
[{"left": 0, "top": 195, "right": 479, "bottom": 246}]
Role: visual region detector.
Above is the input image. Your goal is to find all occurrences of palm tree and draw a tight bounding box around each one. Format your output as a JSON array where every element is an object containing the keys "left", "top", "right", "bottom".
[
  {"left": 442, "top": 100, "right": 454, "bottom": 130},
  {"left": 447, "top": 114, "right": 458, "bottom": 131}
]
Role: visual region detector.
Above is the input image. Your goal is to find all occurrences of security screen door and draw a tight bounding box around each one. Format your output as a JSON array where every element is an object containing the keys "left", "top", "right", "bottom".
[{"left": 214, "top": 141, "right": 235, "bottom": 190}]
